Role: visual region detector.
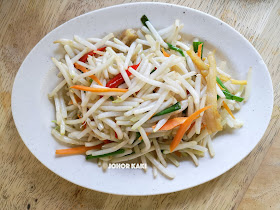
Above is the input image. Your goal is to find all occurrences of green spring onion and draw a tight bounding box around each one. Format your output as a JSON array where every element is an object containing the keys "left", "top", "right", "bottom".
[
  {"left": 223, "top": 91, "right": 244, "bottom": 102},
  {"left": 141, "top": 15, "right": 149, "bottom": 28},
  {"left": 193, "top": 42, "right": 204, "bottom": 53},
  {"left": 153, "top": 102, "right": 181, "bottom": 117},
  {"left": 193, "top": 42, "right": 204, "bottom": 58},
  {"left": 216, "top": 76, "right": 229, "bottom": 92},
  {"left": 89, "top": 78, "right": 93, "bottom": 83},
  {"left": 86, "top": 149, "right": 125, "bottom": 160},
  {"left": 109, "top": 96, "right": 114, "bottom": 101},
  {"left": 216, "top": 76, "right": 244, "bottom": 102},
  {"left": 167, "top": 43, "right": 185, "bottom": 58}
]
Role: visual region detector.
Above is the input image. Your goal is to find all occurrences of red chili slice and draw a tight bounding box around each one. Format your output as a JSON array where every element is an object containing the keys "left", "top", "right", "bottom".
[
  {"left": 79, "top": 47, "right": 106, "bottom": 63},
  {"left": 106, "top": 63, "right": 140, "bottom": 88}
]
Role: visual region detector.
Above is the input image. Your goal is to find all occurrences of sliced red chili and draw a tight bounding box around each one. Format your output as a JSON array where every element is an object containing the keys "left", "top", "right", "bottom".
[
  {"left": 103, "top": 140, "right": 113, "bottom": 144},
  {"left": 79, "top": 47, "right": 106, "bottom": 63},
  {"left": 106, "top": 63, "right": 140, "bottom": 88}
]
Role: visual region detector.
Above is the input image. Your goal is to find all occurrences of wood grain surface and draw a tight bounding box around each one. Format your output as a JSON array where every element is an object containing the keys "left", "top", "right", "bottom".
[{"left": 1, "top": 0, "right": 279, "bottom": 209}]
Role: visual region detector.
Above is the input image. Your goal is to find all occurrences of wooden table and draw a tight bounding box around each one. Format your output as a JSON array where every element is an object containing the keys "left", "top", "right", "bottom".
[{"left": 1, "top": 0, "right": 279, "bottom": 209}]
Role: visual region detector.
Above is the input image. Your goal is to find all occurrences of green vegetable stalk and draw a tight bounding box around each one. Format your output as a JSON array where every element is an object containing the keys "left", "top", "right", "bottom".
[
  {"left": 86, "top": 149, "right": 125, "bottom": 160},
  {"left": 216, "top": 76, "right": 244, "bottom": 102},
  {"left": 153, "top": 102, "right": 181, "bottom": 117},
  {"left": 167, "top": 43, "right": 185, "bottom": 58},
  {"left": 141, "top": 15, "right": 149, "bottom": 28},
  {"left": 193, "top": 42, "right": 204, "bottom": 58}
]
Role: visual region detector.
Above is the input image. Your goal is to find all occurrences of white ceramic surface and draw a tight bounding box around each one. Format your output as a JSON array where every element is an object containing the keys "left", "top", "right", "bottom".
[{"left": 12, "top": 2, "right": 273, "bottom": 195}]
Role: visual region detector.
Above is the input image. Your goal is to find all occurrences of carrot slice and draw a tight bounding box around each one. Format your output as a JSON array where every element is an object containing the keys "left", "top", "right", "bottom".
[
  {"left": 152, "top": 116, "right": 201, "bottom": 131},
  {"left": 162, "top": 48, "right": 170, "bottom": 57},
  {"left": 152, "top": 117, "right": 187, "bottom": 131},
  {"left": 217, "top": 83, "right": 225, "bottom": 90},
  {"left": 222, "top": 101, "right": 235, "bottom": 119},
  {"left": 74, "top": 63, "right": 103, "bottom": 86},
  {"left": 170, "top": 106, "right": 212, "bottom": 152},
  {"left": 71, "top": 85, "right": 128, "bottom": 93},
  {"left": 55, "top": 144, "right": 103, "bottom": 155},
  {"left": 197, "top": 43, "right": 203, "bottom": 58},
  {"left": 187, "top": 121, "right": 196, "bottom": 131},
  {"left": 68, "top": 94, "right": 81, "bottom": 105}
]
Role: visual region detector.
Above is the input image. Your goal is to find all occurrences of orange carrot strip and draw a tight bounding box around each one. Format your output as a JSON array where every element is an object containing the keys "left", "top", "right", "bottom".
[
  {"left": 74, "top": 63, "right": 103, "bottom": 86},
  {"left": 222, "top": 101, "right": 235, "bottom": 119},
  {"left": 152, "top": 117, "right": 188, "bottom": 131},
  {"left": 170, "top": 106, "right": 212, "bottom": 152},
  {"left": 152, "top": 116, "right": 200, "bottom": 131},
  {"left": 71, "top": 85, "right": 128, "bottom": 93},
  {"left": 217, "top": 82, "right": 225, "bottom": 90},
  {"left": 187, "top": 121, "right": 196, "bottom": 132},
  {"left": 197, "top": 43, "right": 203, "bottom": 58},
  {"left": 68, "top": 94, "right": 81, "bottom": 105},
  {"left": 55, "top": 144, "right": 103, "bottom": 155},
  {"left": 162, "top": 48, "right": 170, "bottom": 57}
]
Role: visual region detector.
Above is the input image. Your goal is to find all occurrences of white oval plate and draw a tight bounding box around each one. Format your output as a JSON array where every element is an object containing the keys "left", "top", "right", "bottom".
[{"left": 12, "top": 2, "right": 273, "bottom": 195}]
